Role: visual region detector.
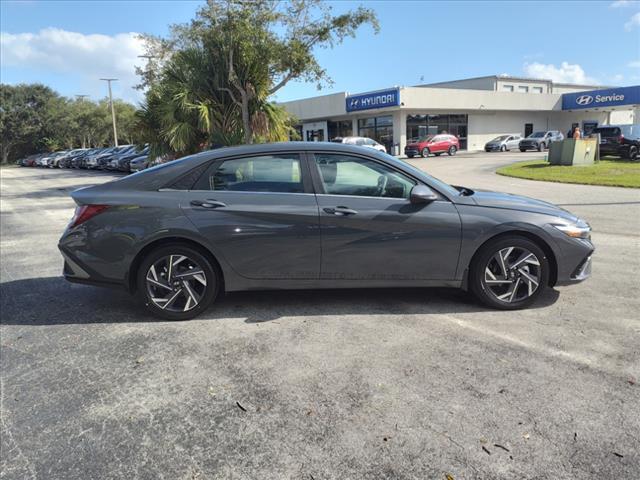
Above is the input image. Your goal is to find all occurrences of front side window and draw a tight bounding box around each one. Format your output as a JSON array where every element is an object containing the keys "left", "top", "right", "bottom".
[
  {"left": 195, "top": 154, "right": 303, "bottom": 193},
  {"left": 314, "top": 154, "right": 415, "bottom": 199}
]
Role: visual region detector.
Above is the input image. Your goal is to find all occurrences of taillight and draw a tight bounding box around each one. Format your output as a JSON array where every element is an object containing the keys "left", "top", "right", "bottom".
[
  {"left": 69, "top": 204, "right": 109, "bottom": 228},
  {"left": 619, "top": 134, "right": 624, "bottom": 143}
]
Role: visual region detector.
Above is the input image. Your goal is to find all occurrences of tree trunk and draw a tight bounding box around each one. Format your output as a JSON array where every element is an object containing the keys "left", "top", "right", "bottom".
[
  {"left": 1, "top": 143, "right": 11, "bottom": 164},
  {"left": 241, "top": 91, "right": 251, "bottom": 144}
]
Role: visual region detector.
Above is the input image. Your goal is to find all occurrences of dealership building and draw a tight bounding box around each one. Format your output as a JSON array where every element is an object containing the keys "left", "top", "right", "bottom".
[{"left": 280, "top": 75, "right": 640, "bottom": 154}]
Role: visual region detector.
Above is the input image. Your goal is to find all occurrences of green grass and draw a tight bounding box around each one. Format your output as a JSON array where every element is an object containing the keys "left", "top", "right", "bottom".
[{"left": 496, "top": 159, "right": 640, "bottom": 188}]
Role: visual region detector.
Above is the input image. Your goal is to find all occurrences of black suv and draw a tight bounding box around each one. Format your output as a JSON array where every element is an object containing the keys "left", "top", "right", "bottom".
[{"left": 593, "top": 125, "right": 639, "bottom": 161}]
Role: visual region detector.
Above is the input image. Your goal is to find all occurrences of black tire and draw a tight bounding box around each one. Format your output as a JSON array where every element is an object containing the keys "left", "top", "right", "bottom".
[
  {"left": 137, "top": 244, "right": 220, "bottom": 320},
  {"left": 448, "top": 146, "right": 457, "bottom": 156},
  {"left": 628, "top": 146, "right": 638, "bottom": 161},
  {"left": 500, "top": 145, "right": 506, "bottom": 152},
  {"left": 519, "top": 148, "right": 526, "bottom": 152},
  {"left": 537, "top": 142, "right": 544, "bottom": 152},
  {"left": 421, "top": 147, "right": 430, "bottom": 158},
  {"left": 469, "top": 235, "right": 549, "bottom": 310},
  {"left": 407, "top": 154, "right": 415, "bottom": 158}
]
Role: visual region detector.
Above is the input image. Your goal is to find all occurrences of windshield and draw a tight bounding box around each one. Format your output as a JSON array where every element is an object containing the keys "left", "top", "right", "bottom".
[
  {"left": 417, "top": 136, "right": 434, "bottom": 142},
  {"left": 491, "top": 136, "right": 509, "bottom": 142},
  {"left": 529, "top": 132, "right": 545, "bottom": 138}
]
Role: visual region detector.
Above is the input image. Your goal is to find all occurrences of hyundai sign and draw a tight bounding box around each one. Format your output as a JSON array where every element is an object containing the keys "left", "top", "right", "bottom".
[
  {"left": 562, "top": 85, "right": 640, "bottom": 110},
  {"left": 346, "top": 88, "right": 400, "bottom": 112}
]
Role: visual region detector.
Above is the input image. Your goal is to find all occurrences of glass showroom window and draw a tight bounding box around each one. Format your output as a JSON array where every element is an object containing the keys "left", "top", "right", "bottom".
[
  {"left": 406, "top": 114, "right": 468, "bottom": 149},
  {"left": 358, "top": 116, "right": 394, "bottom": 153},
  {"left": 328, "top": 120, "right": 353, "bottom": 140}
]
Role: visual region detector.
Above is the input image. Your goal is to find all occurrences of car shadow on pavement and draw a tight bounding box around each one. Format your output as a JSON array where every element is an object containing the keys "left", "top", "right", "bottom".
[{"left": 1, "top": 276, "right": 560, "bottom": 326}]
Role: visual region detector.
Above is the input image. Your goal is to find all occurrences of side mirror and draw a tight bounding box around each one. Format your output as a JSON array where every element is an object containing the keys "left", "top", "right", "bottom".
[{"left": 410, "top": 185, "right": 438, "bottom": 204}]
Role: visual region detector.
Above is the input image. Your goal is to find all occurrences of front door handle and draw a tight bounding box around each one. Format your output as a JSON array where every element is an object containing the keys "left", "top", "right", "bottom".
[
  {"left": 324, "top": 206, "right": 358, "bottom": 216},
  {"left": 190, "top": 199, "right": 227, "bottom": 209}
]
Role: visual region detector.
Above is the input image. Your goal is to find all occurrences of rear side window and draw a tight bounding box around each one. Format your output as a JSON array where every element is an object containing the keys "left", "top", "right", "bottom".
[
  {"left": 594, "top": 127, "right": 621, "bottom": 137},
  {"left": 194, "top": 154, "right": 303, "bottom": 193}
]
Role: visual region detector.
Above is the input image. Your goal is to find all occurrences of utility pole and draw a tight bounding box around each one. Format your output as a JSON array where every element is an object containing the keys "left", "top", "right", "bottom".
[{"left": 100, "top": 78, "right": 119, "bottom": 147}]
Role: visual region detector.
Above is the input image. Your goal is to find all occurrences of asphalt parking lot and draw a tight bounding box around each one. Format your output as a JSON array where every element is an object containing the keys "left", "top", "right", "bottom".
[{"left": 1, "top": 152, "right": 639, "bottom": 480}]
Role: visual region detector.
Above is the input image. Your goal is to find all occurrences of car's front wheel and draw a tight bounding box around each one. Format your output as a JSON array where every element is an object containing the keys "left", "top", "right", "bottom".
[
  {"left": 421, "top": 147, "right": 430, "bottom": 157},
  {"left": 500, "top": 145, "right": 506, "bottom": 152},
  {"left": 537, "top": 142, "right": 545, "bottom": 152},
  {"left": 470, "top": 236, "right": 549, "bottom": 310},
  {"left": 628, "top": 146, "right": 638, "bottom": 161},
  {"left": 137, "top": 244, "right": 220, "bottom": 320}
]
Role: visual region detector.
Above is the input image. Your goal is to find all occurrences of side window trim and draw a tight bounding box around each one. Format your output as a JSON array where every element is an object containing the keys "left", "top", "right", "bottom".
[
  {"left": 308, "top": 151, "right": 450, "bottom": 201},
  {"left": 188, "top": 151, "right": 314, "bottom": 194},
  {"left": 308, "top": 151, "right": 417, "bottom": 199}
]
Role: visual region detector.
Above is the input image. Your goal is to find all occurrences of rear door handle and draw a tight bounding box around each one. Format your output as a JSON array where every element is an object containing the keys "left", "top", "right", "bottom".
[
  {"left": 324, "top": 206, "right": 358, "bottom": 216},
  {"left": 190, "top": 199, "right": 227, "bottom": 209}
]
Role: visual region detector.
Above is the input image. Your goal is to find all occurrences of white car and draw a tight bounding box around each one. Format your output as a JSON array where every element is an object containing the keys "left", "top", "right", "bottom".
[{"left": 331, "top": 136, "right": 387, "bottom": 153}]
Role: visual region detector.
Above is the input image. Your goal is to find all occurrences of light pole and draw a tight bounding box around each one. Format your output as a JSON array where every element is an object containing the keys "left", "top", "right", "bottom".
[{"left": 100, "top": 78, "right": 119, "bottom": 147}]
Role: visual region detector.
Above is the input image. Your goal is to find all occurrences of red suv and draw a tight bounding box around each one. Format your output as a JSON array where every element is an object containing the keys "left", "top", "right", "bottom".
[{"left": 405, "top": 134, "right": 460, "bottom": 158}]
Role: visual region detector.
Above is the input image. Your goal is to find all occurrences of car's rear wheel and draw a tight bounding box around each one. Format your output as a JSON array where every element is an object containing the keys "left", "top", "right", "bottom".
[
  {"left": 470, "top": 236, "right": 549, "bottom": 310},
  {"left": 448, "top": 146, "right": 457, "bottom": 156},
  {"left": 137, "top": 244, "right": 220, "bottom": 320},
  {"left": 421, "top": 147, "right": 430, "bottom": 157},
  {"left": 628, "top": 146, "right": 638, "bottom": 161}
]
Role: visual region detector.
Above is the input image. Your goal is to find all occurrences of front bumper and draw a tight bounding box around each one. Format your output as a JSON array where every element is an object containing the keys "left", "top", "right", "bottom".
[
  {"left": 404, "top": 147, "right": 420, "bottom": 156},
  {"left": 519, "top": 142, "right": 538, "bottom": 150}
]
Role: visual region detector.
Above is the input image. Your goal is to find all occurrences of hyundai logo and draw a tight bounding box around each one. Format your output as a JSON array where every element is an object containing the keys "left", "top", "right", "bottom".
[
  {"left": 576, "top": 95, "right": 594, "bottom": 106},
  {"left": 349, "top": 99, "right": 360, "bottom": 108}
]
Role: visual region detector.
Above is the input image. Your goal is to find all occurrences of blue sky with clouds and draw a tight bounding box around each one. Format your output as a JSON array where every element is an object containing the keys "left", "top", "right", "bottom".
[{"left": 1, "top": 0, "right": 639, "bottom": 105}]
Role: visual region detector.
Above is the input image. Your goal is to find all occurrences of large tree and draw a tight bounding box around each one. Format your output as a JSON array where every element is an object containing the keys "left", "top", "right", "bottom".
[
  {"left": 0, "top": 83, "right": 142, "bottom": 163},
  {"left": 137, "top": 0, "right": 378, "bottom": 147},
  {"left": 0, "top": 84, "right": 58, "bottom": 163}
]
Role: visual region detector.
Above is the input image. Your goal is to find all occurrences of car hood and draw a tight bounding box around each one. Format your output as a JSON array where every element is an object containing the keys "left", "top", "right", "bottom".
[{"left": 469, "top": 190, "right": 579, "bottom": 221}]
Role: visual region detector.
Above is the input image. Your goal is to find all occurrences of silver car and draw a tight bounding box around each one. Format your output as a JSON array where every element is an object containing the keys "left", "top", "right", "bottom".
[
  {"left": 485, "top": 134, "right": 522, "bottom": 152},
  {"left": 59, "top": 142, "right": 593, "bottom": 320}
]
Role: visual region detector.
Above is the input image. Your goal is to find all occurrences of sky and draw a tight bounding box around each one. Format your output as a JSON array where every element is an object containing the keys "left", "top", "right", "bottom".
[{"left": 1, "top": 0, "right": 639, "bottom": 105}]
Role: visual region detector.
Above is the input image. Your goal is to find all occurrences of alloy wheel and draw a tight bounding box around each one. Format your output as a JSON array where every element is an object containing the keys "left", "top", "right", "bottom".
[
  {"left": 145, "top": 254, "right": 207, "bottom": 312},
  {"left": 483, "top": 247, "right": 541, "bottom": 303}
]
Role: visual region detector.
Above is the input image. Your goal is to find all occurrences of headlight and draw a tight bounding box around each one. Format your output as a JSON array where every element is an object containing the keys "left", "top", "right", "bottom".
[{"left": 552, "top": 222, "right": 591, "bottom": 239}]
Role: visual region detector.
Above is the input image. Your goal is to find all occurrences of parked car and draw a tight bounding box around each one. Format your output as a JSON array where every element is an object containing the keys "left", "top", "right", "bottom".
[
  {"left": 485, "top": 134, "right": 522, "bottom": 152},
  {"left": 51, "top": 151, "right": 72, "bottom": 168},
  {"left": 54, "top": 149, "right": 85, "bottom": 168},
  {"left": 593, "top": 124, "right": 639, "bottom": 161},
  {"left": 59, "top": 142, "right": 593, "bottom": 320},
  {"left": 129, "top": 155, "right": 150, "bottom": 172},
  {"left": 95, "top": 146, "right": 133, "bottom": 169},
  {"left": 405, "top": 134, "right": 459, "bottom": 158},
  {"left": 331, "top": 136, "right": 386, "bottom": 153},
  {"left": 19, "top": 153, "right": 42, "bottom": 167},
  {"left": 519, "top": 131, "right": 564, "bottom": 152},
  {"left": 82, "top": 148, "right": 109, "bottom": 169}
]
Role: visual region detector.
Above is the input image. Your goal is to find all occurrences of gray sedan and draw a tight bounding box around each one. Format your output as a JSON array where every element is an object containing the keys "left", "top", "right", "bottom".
[{"left": 59, "top": 143, "right": 593, "bottom": 320}]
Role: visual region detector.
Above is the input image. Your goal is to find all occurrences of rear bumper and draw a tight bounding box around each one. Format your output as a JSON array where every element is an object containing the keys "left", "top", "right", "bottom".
[{"left": 59, "top": 243, "right": 127, "bottom": 291}]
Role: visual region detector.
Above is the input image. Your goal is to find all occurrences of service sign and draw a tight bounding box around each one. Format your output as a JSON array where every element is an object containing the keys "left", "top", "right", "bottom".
[
  {"left": 562, "top": 85, "right": 640, "bottom": 110},
  {"left": 346, "top": 88, "right": 400, "bottom": 112}
]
